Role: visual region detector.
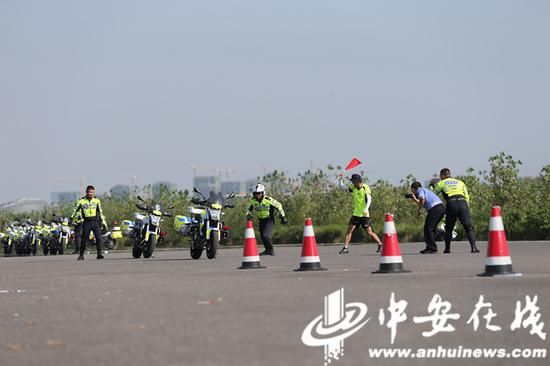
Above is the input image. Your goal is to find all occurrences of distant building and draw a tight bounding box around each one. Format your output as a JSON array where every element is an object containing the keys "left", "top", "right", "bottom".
[
  {"left": 221, "top": 181, "right": 241, "bottom": 195},
  {"left": 0, "top": 198, "right": 51, "bottom": 213},
  {"left": 110, "top": 184, "right": 131, "bottom": 197},
  {"left": 193, "top": 177, "right": 257, "bottom": 196},
  {"left": 51, "top": 191, "right": 80, "bottom": 204},
  {"left": 220, "top": 180, "right": 257, "bottom": 196}
]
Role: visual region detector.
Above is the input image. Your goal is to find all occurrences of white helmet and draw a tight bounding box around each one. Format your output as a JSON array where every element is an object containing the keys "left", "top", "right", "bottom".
[{"left": 253, "top": 184, "right": 265, "bottom": 194}]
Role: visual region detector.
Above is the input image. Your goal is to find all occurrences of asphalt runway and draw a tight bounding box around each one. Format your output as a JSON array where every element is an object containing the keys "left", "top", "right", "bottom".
[{"left": 1, "top": 241, "right": 549, "bottom": 366}]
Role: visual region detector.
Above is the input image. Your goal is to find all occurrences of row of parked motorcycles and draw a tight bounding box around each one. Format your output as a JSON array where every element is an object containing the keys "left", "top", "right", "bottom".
[
  {"left": 1, "top": 218, "right": 122, "bottom": 257},
  {"left": 0, "top": 188, "right": 236, "bottom": 259},
  {"left": 1, "top": 217, "right": 72, "bottom": 256}
]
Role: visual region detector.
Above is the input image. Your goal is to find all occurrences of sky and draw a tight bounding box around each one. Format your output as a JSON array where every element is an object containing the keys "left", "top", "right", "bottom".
[{"left": 1, "top": 0, "right": 549, "bottom": 203}]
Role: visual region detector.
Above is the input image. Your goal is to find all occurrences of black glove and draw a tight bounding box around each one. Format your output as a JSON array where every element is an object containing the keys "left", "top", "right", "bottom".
[
  {"left": 281, "top": 216, "right": 288, "bottom": 225},
  {"left": 246, "top": 214, "right": 253, "bottom": 221}
]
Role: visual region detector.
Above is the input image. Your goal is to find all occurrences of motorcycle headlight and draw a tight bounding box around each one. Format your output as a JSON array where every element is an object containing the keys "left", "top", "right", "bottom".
[
  {"left": 208, "top": 208, "right": 221, "bottom": 221},
  {"left": 150, "top": 215, "right": 161, "bottom": 225}
]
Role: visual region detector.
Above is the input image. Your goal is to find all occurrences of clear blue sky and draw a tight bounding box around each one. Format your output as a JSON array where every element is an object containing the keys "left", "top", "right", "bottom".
[{"left": 1, "top": 0, "right": 549, "bottom": 202}]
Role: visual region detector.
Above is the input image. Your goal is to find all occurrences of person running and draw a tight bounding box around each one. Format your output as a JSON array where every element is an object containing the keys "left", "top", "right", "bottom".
[
  {"left": 433, "top": 168, "right": 480, "bottom": 254},
  {"left": 246, "top": 184, "right": 287, "bottom": 256},
  {"left": 337, "top": 174, "right": 383, "bottom": 254}
]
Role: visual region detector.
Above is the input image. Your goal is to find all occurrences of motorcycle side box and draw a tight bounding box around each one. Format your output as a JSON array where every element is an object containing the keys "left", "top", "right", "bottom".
[
  {"left": 121, "top": 220, "right": 135, "bottom": 237},
  {"left": 174, "top": 215, "right": 192, "bottom": 231},
  {"left": 111, "top": 226, "right": 123, "bottom": 239}
]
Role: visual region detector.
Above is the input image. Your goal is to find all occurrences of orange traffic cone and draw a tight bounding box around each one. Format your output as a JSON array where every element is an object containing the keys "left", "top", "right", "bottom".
[
  {"left": 478, "top": 206, "right": 521, "bottom": 277},
  {"left": 295, "top": 218, "right": 326, "bottom": 271},
  {"left": 238, "top": 220, "right": 265, "bottom": 269},
  {"left": 373, "top": 213, "right": 410, "bottom": 274}
]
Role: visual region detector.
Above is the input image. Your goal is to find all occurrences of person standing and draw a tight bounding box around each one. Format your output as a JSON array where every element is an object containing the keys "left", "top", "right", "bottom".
[
  {"left": 246, "top": 184, "right": 287, "bottom": 256},
  {"left": 433, "top": 168, "right": 480, "bottom": 254},
  {"left": 71, "top": 185, "right": 108, "bottom": 260},
  {"left": 408, "top": 181, "right": 446, "bottom": 254},
  {"left": 337, "top": 174, "right": 383, "bottom": 254}
]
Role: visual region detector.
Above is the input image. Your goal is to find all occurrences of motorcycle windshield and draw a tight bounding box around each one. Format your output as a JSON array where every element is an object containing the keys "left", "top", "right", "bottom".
[{"left": 208, "top": 191, "right": 223, "bottom": 209}]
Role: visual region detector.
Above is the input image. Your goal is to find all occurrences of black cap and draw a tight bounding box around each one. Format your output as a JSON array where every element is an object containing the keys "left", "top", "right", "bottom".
[{"left": 350, "top": 174, "right": 362, "bottom": 183}]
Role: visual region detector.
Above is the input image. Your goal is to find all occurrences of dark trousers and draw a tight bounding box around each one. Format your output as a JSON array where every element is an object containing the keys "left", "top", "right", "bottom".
[
  {"left": 445, "top": 198, "right": 476, "bottom": 249},
  {"left": 74, "top": 223, "right": 83, "bottom": 252},
  {"left": 259, "top": 218, "right": 275, "bottom": 252},
  {"left": 424, "top": 204, "right": 446, "bottom": 250},
  {"left": 80, "top": 220, "right": 103, "bottom": 256}
]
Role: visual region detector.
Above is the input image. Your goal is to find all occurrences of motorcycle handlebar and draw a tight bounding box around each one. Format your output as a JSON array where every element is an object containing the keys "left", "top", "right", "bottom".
[{"left": 136, "top": 204, "right": 148, "bottom": 211}]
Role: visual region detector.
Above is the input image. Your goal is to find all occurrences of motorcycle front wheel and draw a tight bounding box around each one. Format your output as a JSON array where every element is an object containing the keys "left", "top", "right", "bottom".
[
  {"left": 206, "top": 231, "right": 219, "bottom": 259},
  {"left": 103, "top": 238, "right": 115, "bottom": 251},
  {"left": 51, "top": 242, "right": 58, "bottom": 255},
  {"left": 143, "top": 236, "right": 157, "bottom": 258}
]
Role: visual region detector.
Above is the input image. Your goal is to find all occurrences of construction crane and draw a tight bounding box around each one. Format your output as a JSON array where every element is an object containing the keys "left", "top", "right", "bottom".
[{"left": 190, "top": 164, "right": 200, "bottom": 175}]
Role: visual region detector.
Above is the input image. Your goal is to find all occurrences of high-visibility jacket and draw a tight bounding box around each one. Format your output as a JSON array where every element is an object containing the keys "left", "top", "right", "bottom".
[
  {"left": 433, "top": 178, "right": 470, "bottom": 203},
  {"left": 348, "top": 183, "right": 372, "bottom": 217},
  {"left": 71, "top": 197, "right": 107, "bottom": 226},
  {"left": 247, "top": 196, "right": 285, "bottom": 220}
]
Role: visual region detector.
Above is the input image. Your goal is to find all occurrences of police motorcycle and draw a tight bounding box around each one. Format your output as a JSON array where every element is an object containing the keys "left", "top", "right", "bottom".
[
  {"left": 175, "top": 188, "right": 234, "bottom": 260},
  {"left": 13, "top": 223, "right": 25, "bottom": 255},
  {"left": 99, "top": 225, "right": 123, "bottom": 251},
  {"left": 30, "top": 220, "right": 45, "bottom": 255},
  {"left": 127, "top": 196, "right": 173, "bottom": 259},
  {"left": 49, "top": 217, "right": 71, "bottom": 255},
  {"left": 435, "top": 223, "right": 458, "bottom": 241},
  {"left": 83, "top": 225, "right": 121, "bottom": 252},
  {"left": 41, "top": 223, "right": 55, "bottom": 255},
  {"left": 0, "top": 231, "right": 6, "bottom": 254},
  {"left": 15, "top": 221, "right": 34, "bottom": 256},
  {"left": 4, "top": 224, "right": 17, "bottom": 255},
  {"left": 49, "top": 222, "right": 61, "bottom": 255}
]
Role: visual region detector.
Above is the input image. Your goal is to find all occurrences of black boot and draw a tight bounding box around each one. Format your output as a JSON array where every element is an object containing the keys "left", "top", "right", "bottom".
[
  {"left": 77, "top": 254, "right": 84, "bottom": 260},
  {"left": 470, "top": 244, "right": 480, "bottom": 253},
  {"left": 444, "top": 244, "right": 451, "bottom": 253}
]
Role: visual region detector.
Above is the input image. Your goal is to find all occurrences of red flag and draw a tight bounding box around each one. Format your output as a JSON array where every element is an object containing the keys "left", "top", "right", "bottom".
[{"left": 344, "top": 157, "right": 362, "bottom": 171}]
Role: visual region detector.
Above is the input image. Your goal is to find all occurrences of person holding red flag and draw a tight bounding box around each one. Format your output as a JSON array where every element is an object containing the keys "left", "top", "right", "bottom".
[{"left": 336, "top": 173, "right": 383, "bottom": 254}]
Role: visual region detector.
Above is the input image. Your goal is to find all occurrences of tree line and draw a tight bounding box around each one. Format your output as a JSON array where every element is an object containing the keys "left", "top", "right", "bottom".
[{"left": 2, "top": 152, "right": 549, "bottom": 247}]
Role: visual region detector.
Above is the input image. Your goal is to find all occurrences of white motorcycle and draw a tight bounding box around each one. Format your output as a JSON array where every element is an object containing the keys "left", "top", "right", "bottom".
[
  {"left": 175, "top": 189, "right": 234, "bottom": 260},
  {"left": 128, "top": 196, "right": 173, "bottom": 259}
]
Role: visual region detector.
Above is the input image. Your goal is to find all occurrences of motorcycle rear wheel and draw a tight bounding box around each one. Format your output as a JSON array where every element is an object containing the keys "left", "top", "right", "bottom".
[
  {"left": 132, "top": 242, "right": 142, "bottom": 258},
  {"left": 190, "top": 243, "right": 203, "bottom": 259}
]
